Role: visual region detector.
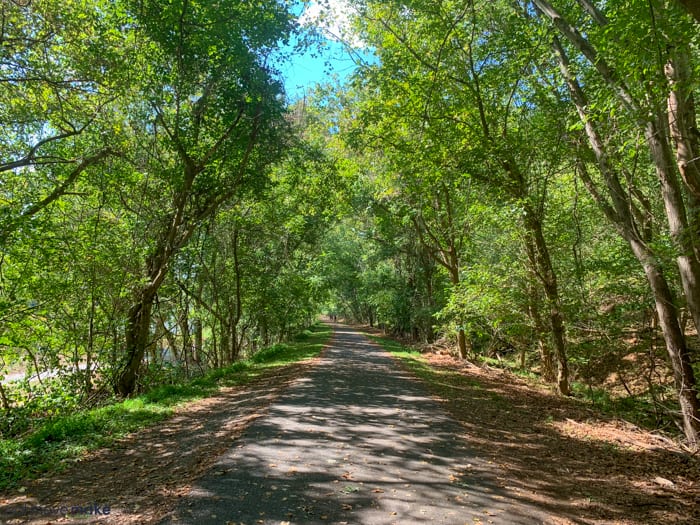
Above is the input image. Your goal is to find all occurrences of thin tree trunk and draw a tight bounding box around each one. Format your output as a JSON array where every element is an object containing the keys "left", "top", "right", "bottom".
[
  {"left": 157, "top": 311, "right": 180, "bottom": 362},
  {"left": 230, "top": 227, "right": 243, "bottom": 362},
  {"left": 193, "top": 317, "right": 203, "bottom": 364},
  {"left": 179, "top": 304, "right": 191, "bottom": 376},
  {"left": 527, "top": 270, "right": 553, "bottom": 380},
  {"left": 447, "top": 255, "right": 468, "bottom": 360},
  {"left": 84, "top": 290, "right": 96, "bottom": 395},
  {"left": 523, "top": 210, "right": 569, "bottom": 394},
  {"left": 0, "top": 381, "right": 11, "bottom": 411}
]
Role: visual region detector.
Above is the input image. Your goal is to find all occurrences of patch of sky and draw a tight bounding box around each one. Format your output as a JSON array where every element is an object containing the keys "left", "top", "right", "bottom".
[{"left": 275, "top": 0, "right": 376, "bottom": 101}]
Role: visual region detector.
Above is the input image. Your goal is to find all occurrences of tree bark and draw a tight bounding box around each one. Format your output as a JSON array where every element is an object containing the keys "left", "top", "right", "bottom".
[
  {"left": 447, "top": 250, "right": 468, "bottom": 360},
  {"left": 527, "top": 266, "right": 554, "bottom": 380},
  {"left": 523, "top": 209, "right": 570, "bottom": 395},
  {"left": 116, "top": 285, "right": 156, "bottom": 396},
  {"left": 538, "top": 0, "right": 700, "bottom": 348},
  {"left": 665, "top": 48, "right": 700, "bottom": 201},
  {"left": 193, "top": 317, "right": 203, "bottom": 364},
  {"left": 553, "top": 36, "right": 700, "bottom": 446},
  {"left": 0, "top": 381, "right": 11, "bottom": 411},
  {"left": 630, "top": 239, "right": 700, "bottom": 447},
  {"left": 644, "top": 112, "right": 700, "bottom": 339}
]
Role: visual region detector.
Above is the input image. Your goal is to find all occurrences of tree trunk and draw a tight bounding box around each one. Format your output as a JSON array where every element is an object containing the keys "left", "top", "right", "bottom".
[
  {"left": 193, "top": 317, "right": 203, "bottom": 364},
  {"left": 0, "top": 381, "right": 11, "bottom": 411},
  {"left": 552, "top": 36, "right": 700, "bottom": 446},
  {"left": 540, "top": 0, "right": 700, "bottom": 349},
  {"left": 116, "top": 286, "right": 156, "bottom": 396},
  {"left": 645, "top": 112, "right": 700, "bottom": 340},
  {"left": 158, "top": 311, "right": 180, "bottom": 362},
  {"left": 179, "top": 306, "right": 191, "bottom": 376},
  {"left": 229, "top": 322, "right": 239, "bottom": 363},
  {"left": 456, "top": 329, "right": 468, "bottom": 360},
  {"left": 230, "top": 227, "right": 243, "bottom": 362},
  {"left": 527, "top": 273, "right": 554, "bottom": 380},
  {"left": 84, "top": 290, "right": 96, "bottom": 395},
  {"left": 523, "top": 210, "right": 570, "bottom": 395},
  {"left": 630, "top": 239, "right": 700, "bottom": 447},
  {"left": 446, "top": 256, "right": 468, "bottom": 360},
  {"left": 665, "top": 48, "right": 700, "bottom": 201}
]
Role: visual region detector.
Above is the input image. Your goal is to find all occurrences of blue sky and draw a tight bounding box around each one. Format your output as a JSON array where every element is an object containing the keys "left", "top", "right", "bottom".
[
  {"left": 280, "top": 38, "right": 360, "bottom": 100},
  {"left": 278, "top": 0, "right": 369, "bottom": 100}
]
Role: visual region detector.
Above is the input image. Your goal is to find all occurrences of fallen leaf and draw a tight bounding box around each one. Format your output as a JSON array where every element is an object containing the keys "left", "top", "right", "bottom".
[{"left": 653, "top": 476, "right": 675, "bottom": 488}]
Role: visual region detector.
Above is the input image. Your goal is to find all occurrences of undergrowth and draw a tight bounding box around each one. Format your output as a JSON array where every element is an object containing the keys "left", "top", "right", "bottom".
[
  {"left": 371, "top": 334, "right": 679, "bottom": 435},
  {"left": 0, "top": 322, "right": 331, "bottom": 491}
]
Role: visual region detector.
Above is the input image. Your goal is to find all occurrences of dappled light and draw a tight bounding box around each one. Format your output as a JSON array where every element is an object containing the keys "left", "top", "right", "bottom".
[
  {"left": 2, "top": 0, "right": 700, "bottom": 523},
  {"left": 398, "top": 351, "right": 700, "bottom": 524},
  {"left": 159, "top": 326, "right": 549, "bottom": 524}
]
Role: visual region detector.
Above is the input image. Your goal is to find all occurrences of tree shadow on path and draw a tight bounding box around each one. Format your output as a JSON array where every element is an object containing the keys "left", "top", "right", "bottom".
[
  {"left": 399, "top": 340, "right": 700, "bottom": 525},
  {"left": 159, "top": 325, "right": 556, "bottom": 524}
]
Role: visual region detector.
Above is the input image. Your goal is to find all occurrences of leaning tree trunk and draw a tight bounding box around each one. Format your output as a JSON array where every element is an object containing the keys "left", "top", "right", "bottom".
[
  {"left": 645, "top": 112, "right": 700, "bottom": 339},
  {"left": 552, "top": 35, "right": 700, "bottom": 446},
  {"left": 116, "top": 226, "right": 184, "bottom": 396},
  {"left": 630, "top": 239, "right": 700, "bottom": 447}
]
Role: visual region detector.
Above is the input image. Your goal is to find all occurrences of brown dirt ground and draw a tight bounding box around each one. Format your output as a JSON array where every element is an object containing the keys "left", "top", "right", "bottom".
[
  {"left": 1, "top": 328, "right": 699, "bottom": 525},
  {"left": 403, "top": 351, "right": 700, "bottom": 524}
]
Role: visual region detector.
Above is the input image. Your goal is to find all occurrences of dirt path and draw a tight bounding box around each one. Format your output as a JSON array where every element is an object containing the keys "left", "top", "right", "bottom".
[
  {"left": 2, "top": 324, "right": 698, "bottom": 524},
  {"left": 158, "top": 325, "right": 553, "bottom": 524}
]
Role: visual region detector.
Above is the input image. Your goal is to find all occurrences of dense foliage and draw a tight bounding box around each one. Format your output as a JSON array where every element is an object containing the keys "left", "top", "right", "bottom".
[
  {"left": 1, "top": 0, "right": 699, "bottom": 449},
  {"left": 0, "top": 0, "right": 336, "bottom": 432},
  {"left": 320, "top": 0, "right": 700, "bottom": 446}
]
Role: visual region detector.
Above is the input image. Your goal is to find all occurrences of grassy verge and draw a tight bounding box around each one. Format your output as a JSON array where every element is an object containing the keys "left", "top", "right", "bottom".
[
  {"left": 373, "top": 334, "right": 677, "bottom": 434},
  {"left": 0, "top": 322, "right": 332, "bottom": 492},
  {"left": 368, "top": 335, "right": 499, "bottom": 403}
]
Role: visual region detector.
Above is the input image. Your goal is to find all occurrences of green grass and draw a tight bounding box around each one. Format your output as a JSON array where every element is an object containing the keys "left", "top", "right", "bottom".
[
  {"left": 0, "top": 322, "right": 332, "bottom": 491},
  {"left": 369, "top": 335, "right": 492, "bottom": 401},
  {"left": 372, "top": 334, "right": 679, "bottom": 435},
  {"left": 569, "top": 380, "right": 669, "bottom": 430}
]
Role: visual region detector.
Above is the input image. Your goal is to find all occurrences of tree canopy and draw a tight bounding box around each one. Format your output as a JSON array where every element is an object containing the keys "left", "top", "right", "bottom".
[{"left": 1, "top": 0, "right": 699, "bottom": 448}]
